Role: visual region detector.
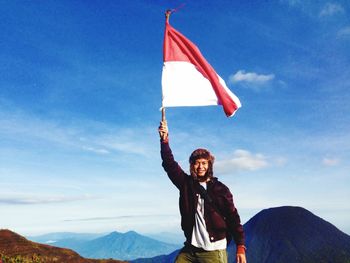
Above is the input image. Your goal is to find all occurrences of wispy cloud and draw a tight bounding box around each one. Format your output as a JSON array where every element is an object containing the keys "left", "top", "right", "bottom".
[
  {"left": 0, "top": 106, "right": 154, "bottom": 157},
  {"left": 281, "top": 1, "right": 346, "bottom": 20},
  {"left": 216, "top": 149, "right": 269, "bottom": 174},
  {"left": 0, "top": 194, "right": 95, "bottom": 205},
  {"left": 338, "top": 26, "right": 350, "bottom": 37},
  {"left": 319, "top": 2, "right": 345, "bottom": 17},
  {"left": 322, "top": 157, "right": 340, "bottom": 166},
  {"left": 95, "top": 133, "right": 153, "bottom": 156},
  {"left": 63, "top": 214, "right": 176, "bottom": 222},
  {"left": 229, "top": 70, "right": 275, "bottom": 87},
  {"left": 81, "top": 146, "right": 110, "bottom": 155}
]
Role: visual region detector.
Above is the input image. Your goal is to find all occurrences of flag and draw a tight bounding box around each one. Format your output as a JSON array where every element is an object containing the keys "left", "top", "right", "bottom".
[{"left": 161, "top": 18, "right": 241, "bottom": 117}]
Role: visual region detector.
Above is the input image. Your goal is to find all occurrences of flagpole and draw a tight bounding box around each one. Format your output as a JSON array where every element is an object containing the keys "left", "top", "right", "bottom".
[
  {"left": 161, "top": 108, "right": 166, "bottom": 122},
  {"left": 165, "top": 9, "right": 171, "bottom": 23},
  {"left": 161, "top": 10, "right": 172, "bottom": 123}
]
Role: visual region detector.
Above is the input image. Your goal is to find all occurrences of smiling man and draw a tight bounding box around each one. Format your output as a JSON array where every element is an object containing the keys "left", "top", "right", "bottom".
[{"left": 158, "top": 121, "right": 247, "bottom": 263}]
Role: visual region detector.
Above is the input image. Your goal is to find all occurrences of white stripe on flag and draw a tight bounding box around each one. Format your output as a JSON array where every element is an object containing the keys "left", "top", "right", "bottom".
[{"left": 162, "top": 61, "right": 219, "bottom": 107}]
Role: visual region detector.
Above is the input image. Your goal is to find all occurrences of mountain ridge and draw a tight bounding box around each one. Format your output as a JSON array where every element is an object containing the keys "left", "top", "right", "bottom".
[
  {"left": 74, "top": 229, "right": 180, "bottom": 260},
  {"left": 0, "top": 229, "right": 126, "bottom": 263}
]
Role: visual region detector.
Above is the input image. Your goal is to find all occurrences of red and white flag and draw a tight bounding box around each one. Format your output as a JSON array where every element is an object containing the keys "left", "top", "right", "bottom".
[{"left": 161, "top": 17, "right": 241, "bottom": 117}]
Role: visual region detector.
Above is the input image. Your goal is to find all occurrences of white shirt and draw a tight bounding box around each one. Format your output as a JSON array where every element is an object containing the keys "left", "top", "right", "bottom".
[{"left": 191, "top": 182, "right": 227, "bottom": 251}]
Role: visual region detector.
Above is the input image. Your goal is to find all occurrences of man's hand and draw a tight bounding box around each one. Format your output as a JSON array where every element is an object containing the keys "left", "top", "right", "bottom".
[
  {"left": 158, "top": 120, "right": 168, "bottom": 142},
  {"left": 236, "top": 253, "right": 246, "bottom": 263}
]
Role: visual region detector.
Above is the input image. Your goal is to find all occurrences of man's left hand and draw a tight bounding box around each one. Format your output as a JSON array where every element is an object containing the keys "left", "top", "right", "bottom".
[{"left": 236, "top": 253, "right": 246, "bottom": 263}]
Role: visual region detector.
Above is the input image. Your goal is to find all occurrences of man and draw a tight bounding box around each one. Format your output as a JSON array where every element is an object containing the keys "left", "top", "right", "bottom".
[{"left": 158, "top": 120, "right": 247, "bottom": 263}]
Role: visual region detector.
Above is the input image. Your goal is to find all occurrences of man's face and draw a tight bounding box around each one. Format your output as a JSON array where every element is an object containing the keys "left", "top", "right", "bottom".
[{"left": 193, "top": 158, "right": 209, "bottom": 178}]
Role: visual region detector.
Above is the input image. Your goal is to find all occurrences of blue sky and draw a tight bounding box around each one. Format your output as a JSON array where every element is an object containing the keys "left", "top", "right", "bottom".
[{"left": 1, "top": 0, "right": 349, "bottom": 237}]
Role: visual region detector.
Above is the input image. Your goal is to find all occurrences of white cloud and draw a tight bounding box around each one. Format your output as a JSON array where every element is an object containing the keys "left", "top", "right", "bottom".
[
  {"left": 322, "top": 157, "right": 340, "bottom": 166},
  {"left": 81, "top": 146, "right": 110, "bottom": 155},
  {"left": 97, "top": 136, "right": 151, "bottom": 156},
  {"left": 63, "top": 214, "right": 175, "bottom": 222},
  {"left": 229, "top": 70, "right": 275, "bottom": 85},
  {"left": 215, "top": 149, "right": 269, "bottom": 174},
  {"left": 0, "top": 194, "right": 95, "bottom": 205},
  {"left": 319, "top": 3, "right": 345, "bottom": 17},
  {"left": 338, "top": 26, "right": 350, "bottom": 37}
]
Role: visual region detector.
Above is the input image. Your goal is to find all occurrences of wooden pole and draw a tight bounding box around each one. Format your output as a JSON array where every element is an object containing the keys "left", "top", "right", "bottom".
[
  {"left": 161, "top": 107, "right": 166, "bottom": 122},
  {"left": 161, "top": 10, "right": 171, "bottom": 123},
  {"left": 165, "top": 9, "right": 171, "bottom": 23}
]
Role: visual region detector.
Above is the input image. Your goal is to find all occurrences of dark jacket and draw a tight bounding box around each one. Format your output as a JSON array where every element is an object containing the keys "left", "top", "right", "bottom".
[{"left": 161, "top": 141, "right": 245, "bottom": 246}]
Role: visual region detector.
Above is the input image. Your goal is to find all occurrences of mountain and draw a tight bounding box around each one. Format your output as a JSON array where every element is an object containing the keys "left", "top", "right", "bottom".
[
  {"left": 241, "top": 206, "right": 350, "bottom": 263},
  {"left": 73, "top": 230, "right": 180, "bottom": 260},
  {"left": 0, "top": 229, "right": 126, "bottom": 263},
  {"left": 131, "top": 206, "right": 350, "bottom": 263},
  {"left": 32, "top": 230, "right": 181, "bottom": 261}
]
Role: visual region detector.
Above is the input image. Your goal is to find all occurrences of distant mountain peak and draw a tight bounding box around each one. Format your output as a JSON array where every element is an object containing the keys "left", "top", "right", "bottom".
[
  {"left": 72, "top": 230, "right": 180, "bottom": 260},
  {"left": 107, "top": 231, "right": 121, "bottom": 236},
  {"left": 125, "top": 230, "right": 137, "bottom": 235}
]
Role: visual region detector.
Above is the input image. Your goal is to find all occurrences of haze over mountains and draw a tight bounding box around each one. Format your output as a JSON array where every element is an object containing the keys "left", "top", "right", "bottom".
[{"left": 2, "top": 206, "right": 350, "bottom": 263}]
